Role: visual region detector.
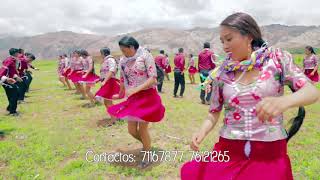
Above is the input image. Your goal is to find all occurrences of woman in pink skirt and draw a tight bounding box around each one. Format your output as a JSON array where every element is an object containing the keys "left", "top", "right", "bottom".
[
  {"left": 188, "top": 54, "right": 197, "bottom": 84},
  {"left": 164, "top": 54, "right": 171, "bottom": 80},
  {"left": 57, "top": 55, "right": 67, "bottom": 87},
  {"left": 64, "top": 53, "right": 75, "bottom": 85},
  {"left": 61, "top": 54, "right": 72, "bottom": 90},
  {"left": 67, "top": 50, "right": 86, "bottom": 99},
  {"left": 303, "top": 46, "right": 319, "bottom": 83},
  {"left": 180, "top": 12, "right": 320, "bottom": 180},
  {"left": 62, "top": 54, "right": 73, "bottom": 90},
  {"left": 108, "top": 36, "right": 165, "bottom": 168},
  {"left": 95, "top": 47, "right": 120, "bottom": 125},
  {"left": 79, "top": 49, "right": 100, "bottom": 107}
]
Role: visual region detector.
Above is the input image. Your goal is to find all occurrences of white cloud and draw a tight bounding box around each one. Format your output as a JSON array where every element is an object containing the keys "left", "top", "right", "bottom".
[{"left": 0, "top": 0, "right": 319, "bottom": 36}]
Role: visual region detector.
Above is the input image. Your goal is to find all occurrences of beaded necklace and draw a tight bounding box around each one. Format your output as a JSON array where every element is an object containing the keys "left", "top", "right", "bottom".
[{"left": 221, "top": 46, "right": 270, "bottom": 73}]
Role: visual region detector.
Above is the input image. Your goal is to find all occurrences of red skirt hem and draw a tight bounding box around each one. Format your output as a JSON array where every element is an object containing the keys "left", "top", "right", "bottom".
[
  {"left": 69, "top": 70, "right": 84, "bottom": 83},
  {"left": 95, "top": 78, "right": 120, "bottom": 101},
  {"left": 79, "top": 72, "right": 100, "bottom": 84},
  {"left": 107, "top": 88, "right": 165, "bottom": 122},
  {"left": 180, "top": 137, "right": 293, "bottom": 180},
  {"left": 304, "top": 69, "right": 319, "bottom": 82},
  {"left": 165, "top": 65, "right": 172, "bottom": 73},
  {"left": 188, "top": 66, "right": 197, "bottom": 74}
]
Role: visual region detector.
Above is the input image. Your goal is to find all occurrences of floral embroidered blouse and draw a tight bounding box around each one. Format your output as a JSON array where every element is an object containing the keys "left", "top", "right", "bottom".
[
  {"left": 189, "top": 57, "right": 195, "bottom": 67},
  {"left": 58, "top": 58, "right": 66, "bottom": 72},
  {"left": 100, "top": 55, "right": 117, "bottom": 79},
  {"left": 70, "top": 57, "right": 84, "bottom": 71},
  {"left": 64, "top": 57, "right": 70, "bottom": 68},
  {"left": 209, "top": 48, "right": 310, "bottom": 141},
  {"left": 119, "top": 48, "right": 157, "bottom": 90},
  {"left": 82, "top": 56, "right": 94, "bottom": 71},
  {"left": 303, "top": 54, "right": 319, "bottom": 69}
]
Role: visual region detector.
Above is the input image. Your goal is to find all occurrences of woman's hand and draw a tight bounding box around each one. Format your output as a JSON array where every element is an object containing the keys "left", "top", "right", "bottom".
[
  {"left": 101, "top": 80, "right": 107, "bottom": 86},
  {"left": 310, "top": 71, "right": 315, "bottom": 76},
  {"left": 124, "top": 77, "right": 156, "bottom": 97},
  {"left": 190, "top": 131, "right": 206, "bottom": 151},
  {"left": 126, "top": 88, "right": 139, "bottom": 97},
  {"left": 6, "top": 78, "right": 16, "bottom": 84},
  {"left": 82, "top": 73, "right": 88, "bottom": 78},
  {"left": 258, "top": 82, "right": 319, "bottom": 122},
  {"left": 16, "top": 77, "right": 23, "bottom": 82},
  {"left": 112, "top": 82, "right": 125, "bottom": 99},
  {"left": 190, "top": 113, "right": 221, "bottom": 151},
  {"left": 112, "top": 94, "right": 120, "bottom": 99},
  {"left": 112, "top": 92, "right": 125, "bottom": 99},
  {"left": 256, "top": 96, "right": 290, "bottom": 122}
]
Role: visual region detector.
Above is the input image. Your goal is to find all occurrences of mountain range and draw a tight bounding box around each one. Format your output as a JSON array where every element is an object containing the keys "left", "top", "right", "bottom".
[{"left": 0, "top": 24, "right": 319, "bottom": 59}]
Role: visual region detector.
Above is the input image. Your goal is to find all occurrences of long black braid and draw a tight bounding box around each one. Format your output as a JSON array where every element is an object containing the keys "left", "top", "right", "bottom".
[{"left": 286, "top": 85, "right": 306, "bottom": 142}]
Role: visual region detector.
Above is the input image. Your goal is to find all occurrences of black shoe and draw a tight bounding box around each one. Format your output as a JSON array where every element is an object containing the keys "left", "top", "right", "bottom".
[
  {"left": 201, "top": 100, "right": 205, "bottom": 104},
  {"left": 173, "top": 95, "right": 178, "bottom": 98}
]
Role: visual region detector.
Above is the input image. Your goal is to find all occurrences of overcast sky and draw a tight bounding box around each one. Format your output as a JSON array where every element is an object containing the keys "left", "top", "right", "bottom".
[{"left": 0, "top": 0, "right": 319, "bottom": 36}]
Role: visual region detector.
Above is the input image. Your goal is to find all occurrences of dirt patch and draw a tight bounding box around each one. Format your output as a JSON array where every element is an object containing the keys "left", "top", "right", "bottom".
[
  {"left": 0, "top": 134, "right": 5, "bottom": 141},
  {"left": 0, "top": 161, "right": 8, "bottom": 172},
  {"left": 58, "top": 151, "right": 79, "bottom": 168}
]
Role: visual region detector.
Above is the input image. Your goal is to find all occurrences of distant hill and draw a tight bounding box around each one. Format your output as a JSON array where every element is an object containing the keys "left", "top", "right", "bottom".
[{"left": 0, "top": 24, "right": 319, "bottom": 59}]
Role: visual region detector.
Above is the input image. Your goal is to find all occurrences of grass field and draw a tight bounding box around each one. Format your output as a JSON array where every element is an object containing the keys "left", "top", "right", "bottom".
[{"left": 0, "top": 55, "right": 320, "bottom": 179}]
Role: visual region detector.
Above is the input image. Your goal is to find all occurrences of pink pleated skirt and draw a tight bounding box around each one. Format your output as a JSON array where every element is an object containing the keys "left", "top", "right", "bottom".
[
  {"left": 304, "top": 69, "right": 319, "bottom": 82},
  {"left": 107, "top": 88, "right": 165, "bottom": 122},
  {"left": 68, "top": 70, "right": 83, "bottom": 83},
  {"left": 63, "top": 68, "right": 71, "bottom": 78},
  {"left": 165, "top": 65, "right": 172, "bottom": 73},
  {"left": 95, "top": 78, "right": 120, "bottom": 101},
  {"left": 180, "top": 137, "right": 293, "bottom": 180},
  {"left": 79, "top": 72, "right": 100, "bottom": 84},
  {"left": 188, "top": 66, "right": 197, "bottom": 74}
]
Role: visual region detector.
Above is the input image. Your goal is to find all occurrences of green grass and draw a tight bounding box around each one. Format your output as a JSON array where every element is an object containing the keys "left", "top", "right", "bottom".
[{"left": 0, "top": 55, "right": 319, "bottom": 179}]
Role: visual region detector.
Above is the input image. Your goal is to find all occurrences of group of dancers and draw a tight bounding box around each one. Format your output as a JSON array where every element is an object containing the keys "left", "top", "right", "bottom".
[
  {"left": 153, "top": 42, "right": 217, "bottom": 105},
  {"left": 0, "top": 48, "right": 37, "bottom": 116},
  {"left": 57, "top": 49, "right": 100, "bottom": 107},
  {"left": 0, "top": 48, "right": 37, "bottom": 140},
  {"left": 1, "top": 11, "right": 320, "bottom": 179},
  {"left": 57, "top": 36, "right": 165, "bottom": 168},
  {"left": 56, "top": 40, "right": 219, "bottom": 129}
]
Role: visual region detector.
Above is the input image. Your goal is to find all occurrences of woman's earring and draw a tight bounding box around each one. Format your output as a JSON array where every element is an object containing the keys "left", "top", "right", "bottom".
[{"left": 248, "top": 44, "right": 252, "bottom": 57}]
